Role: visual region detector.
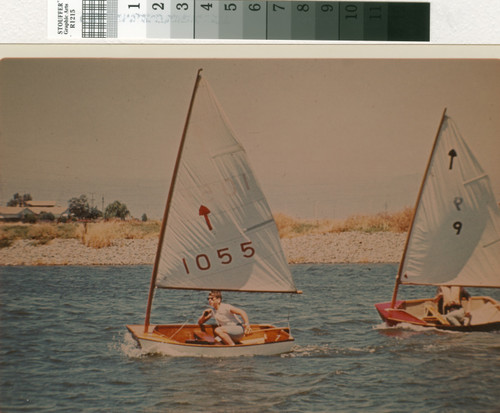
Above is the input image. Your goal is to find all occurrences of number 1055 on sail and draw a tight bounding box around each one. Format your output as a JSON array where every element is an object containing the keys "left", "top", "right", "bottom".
[{"left": 182, "top": 241, "right": 255, "bottom": 273}]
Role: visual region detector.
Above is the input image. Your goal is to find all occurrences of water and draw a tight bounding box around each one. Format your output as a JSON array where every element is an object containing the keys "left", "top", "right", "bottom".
[{"left": 1, "top": 264, "right": 499, "bottom": 412}]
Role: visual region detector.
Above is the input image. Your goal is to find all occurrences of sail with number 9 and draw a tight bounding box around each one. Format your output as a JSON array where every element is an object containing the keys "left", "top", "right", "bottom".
[{"left": 400, "top": 115, "right": 500, "bottom": 288}]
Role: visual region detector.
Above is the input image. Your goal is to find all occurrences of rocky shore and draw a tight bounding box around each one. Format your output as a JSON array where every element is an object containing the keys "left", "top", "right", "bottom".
[
  {"left": 283, "top": 232, "right": 406, "bottom": 264},
  {"left": 0, "top": 232, "right": 406, "bottom": 266}
]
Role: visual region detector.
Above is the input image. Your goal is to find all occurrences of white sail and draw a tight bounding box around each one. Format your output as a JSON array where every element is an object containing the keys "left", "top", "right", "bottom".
[
  {"left": 155, "top": 75, "right": 296, "bottom": 292},
  {"left": 401, "top": 115, "right": 500, "bottom": 287}
]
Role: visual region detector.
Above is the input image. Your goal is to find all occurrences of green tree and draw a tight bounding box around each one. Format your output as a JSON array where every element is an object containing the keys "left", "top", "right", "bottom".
[
  {"left": 88, "top": 206, "right": 102, "bottom": 220},
  {"left": 141, "top": 213, "right": 148, "bottom": 222},
  {"left": 68, "top": 195, "right": 90, "bottom": 219},
  {"left": 39, "top": 211, "right": 55, "bottom": 221},
  {"left": 104, "top": 201, "right": 130, "bottom": 220},
  {"left": 22, "top": 212, "right": 37, "bottom": 223},
  {"left": 7, "top": 193, "right": 32, "bottom": 207}
]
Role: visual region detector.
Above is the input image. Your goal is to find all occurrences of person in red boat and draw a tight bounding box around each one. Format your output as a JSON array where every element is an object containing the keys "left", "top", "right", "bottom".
[
  {"left": 436, "top": 286, "right": 471, "bottom": 326},
  {"left": 198, "top": 290, "right": 252, "bottom": 345}
]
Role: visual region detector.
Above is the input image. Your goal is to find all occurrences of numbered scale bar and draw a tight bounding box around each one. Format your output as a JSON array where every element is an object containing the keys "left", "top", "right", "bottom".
[{"left": 50, "top": 1, "right": 430, "bottom": 41}]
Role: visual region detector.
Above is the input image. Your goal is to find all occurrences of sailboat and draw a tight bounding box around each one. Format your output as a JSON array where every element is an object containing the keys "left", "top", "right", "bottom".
[
  {"left": 375, "top": 109, "right": 500, "bottom": 331},
  {"left": 126, "top": 69, "right": 300, "bottom": 356}
]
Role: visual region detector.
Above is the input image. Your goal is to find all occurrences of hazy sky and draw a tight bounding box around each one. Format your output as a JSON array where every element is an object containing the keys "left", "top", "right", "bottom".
[{"left": 1, "top": 58, "right": 499, "bottom": 219}]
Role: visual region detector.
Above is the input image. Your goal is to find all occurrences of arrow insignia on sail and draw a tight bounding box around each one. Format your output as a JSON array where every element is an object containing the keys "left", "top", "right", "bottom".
[
  {"left": 448, "top": 149, "right": 457, "bottom": 169},
  {"left": 199, "top": 205, "right": 213, "bottom": 231}
]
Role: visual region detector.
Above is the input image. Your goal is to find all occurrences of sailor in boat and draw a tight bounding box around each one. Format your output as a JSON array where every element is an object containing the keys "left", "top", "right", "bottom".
[
  {"left": 435, "top": 286, "right": 472, "bottom": 326},
  {"left": 198, "top": 290, "right": 252, "bottom": 346}
]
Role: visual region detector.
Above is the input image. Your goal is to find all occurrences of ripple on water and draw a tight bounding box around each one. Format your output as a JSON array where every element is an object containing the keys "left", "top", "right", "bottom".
[{"left": 1, "top": 265, "right": 500, "bottom": 412}]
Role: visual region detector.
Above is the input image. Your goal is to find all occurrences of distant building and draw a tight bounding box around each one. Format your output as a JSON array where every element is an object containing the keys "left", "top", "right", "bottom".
[
  {"left": 25, "top": 200, "right": 57, "bottom": 208},
  {"left": 0, "top": 207, "right": 33, "bottom": 221},
  {"left": 0, "top": 201, "right": 69, "bottom": 222}
]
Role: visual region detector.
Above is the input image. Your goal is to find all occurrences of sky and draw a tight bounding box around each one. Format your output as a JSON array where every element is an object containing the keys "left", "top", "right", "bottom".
[{"left": 1, "top": 58, "right": 499, "bottom": 219}]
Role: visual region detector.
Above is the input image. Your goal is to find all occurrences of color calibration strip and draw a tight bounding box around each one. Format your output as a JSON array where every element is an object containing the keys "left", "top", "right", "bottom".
[{"left": 49, "top": 1, "right": 430, "bottom": 41}]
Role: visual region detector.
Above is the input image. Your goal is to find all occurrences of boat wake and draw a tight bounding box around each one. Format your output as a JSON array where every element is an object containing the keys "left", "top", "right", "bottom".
[
  {"left": 284, "top": 344, "right": 332, "bottom": 358},
  {"left": 373, "top": 322, "right": 458, "bottom": 335},
  {"left": 117, "top": 332, "right": 150, "bottom": 358},
  {"left": 286, "top": 343, "right": 378, "bottom": 358}
]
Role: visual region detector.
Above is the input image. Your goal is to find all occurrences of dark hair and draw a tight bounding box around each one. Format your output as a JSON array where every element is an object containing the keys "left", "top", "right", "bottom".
[{"left": 209, "top": 290, "right": 222, "bottom": 300}]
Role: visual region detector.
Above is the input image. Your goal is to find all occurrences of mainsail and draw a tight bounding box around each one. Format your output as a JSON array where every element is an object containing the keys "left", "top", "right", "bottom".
[
  {"left": 400, "top": 113, "right": 500, "bottom": 287},
  {"left": 154, "top": 73, "right": 296, "bottom": 293}
]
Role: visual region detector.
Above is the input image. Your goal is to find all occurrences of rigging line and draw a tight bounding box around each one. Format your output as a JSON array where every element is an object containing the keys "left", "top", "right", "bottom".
[
  {"left": 169, "top": 290, "right": 198, "bottom": 340},
  {"left": 168, "top": 319, "right": 190, "bottom": 341}
]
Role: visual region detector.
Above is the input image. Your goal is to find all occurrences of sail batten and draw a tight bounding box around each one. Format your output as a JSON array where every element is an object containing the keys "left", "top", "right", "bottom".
[
  {"left": 211, "top": 144, "right": 243, "bottom": 158},
  {"left": 154, "top": 74, "right": 296, "bottom": 294},
  {"left": 244, "top": 219, "right": 274, "bottom": 232},
  {"left": 400, "top": 115, "right": 500, "bottom": 288},
  {"left": 464, "top": 174, "right": 488, "bottom": 186},
  {"left": 483, "top": 238, "right": 500, "bottom": 249}
]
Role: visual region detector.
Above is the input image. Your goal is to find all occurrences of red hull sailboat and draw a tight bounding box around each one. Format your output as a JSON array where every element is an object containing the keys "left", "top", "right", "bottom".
[{"left": 375, "top": 109, "right": 500, "bottom": 331}]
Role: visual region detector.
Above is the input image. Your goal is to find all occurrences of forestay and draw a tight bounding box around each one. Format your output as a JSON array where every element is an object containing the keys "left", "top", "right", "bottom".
[
  {"left": 155, "top": 76, "right": 296, "bottom": 292},
  {"left": 401, "top": 115, "right": 500, "bottom": 287}
]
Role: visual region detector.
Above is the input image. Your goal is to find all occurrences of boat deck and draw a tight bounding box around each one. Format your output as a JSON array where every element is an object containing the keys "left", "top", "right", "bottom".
[{"left": 126, "top": 323, "right": 293, "bottom": 347}]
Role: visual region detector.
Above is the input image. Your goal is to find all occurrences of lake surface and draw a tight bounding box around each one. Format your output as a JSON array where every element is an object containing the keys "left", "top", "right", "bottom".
[{"left": 1, "top": 264, "right": 499, "bottom": 412}]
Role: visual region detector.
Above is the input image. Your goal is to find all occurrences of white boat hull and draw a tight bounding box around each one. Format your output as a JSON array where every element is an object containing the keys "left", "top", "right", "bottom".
[
  {"left": 134, "top": 335, "right": 295, "bottom": 357},
  {"left": 126, "top": 324, "right": 295, "bottom": 357}
]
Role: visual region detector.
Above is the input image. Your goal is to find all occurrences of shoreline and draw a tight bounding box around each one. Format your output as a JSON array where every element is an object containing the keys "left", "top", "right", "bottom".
[{"left": 0, "top": 232, "right": 405, "bottom": 266}]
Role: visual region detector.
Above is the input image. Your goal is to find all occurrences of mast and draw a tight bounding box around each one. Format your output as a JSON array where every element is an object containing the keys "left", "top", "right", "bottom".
[
  {"left": 144, "top": 69, "right": 204, "bottom": 332},
  {"left": 390, "top": 108, "right": 448, "bottom": 308}
]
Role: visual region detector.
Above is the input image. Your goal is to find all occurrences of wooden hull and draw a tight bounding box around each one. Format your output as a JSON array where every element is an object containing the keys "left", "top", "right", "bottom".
[
  {"left": 375, "top": 296, "right": 500, "bottom": 332},
  {"left": 126, "top": 323, "right": 295, "bottom": 357}
]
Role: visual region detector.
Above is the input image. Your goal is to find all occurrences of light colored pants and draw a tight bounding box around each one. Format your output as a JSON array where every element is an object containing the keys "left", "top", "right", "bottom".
[
  {"left": 222, "top": 323, "right": 244, "bottom": 341},
  {"left": 445, "top": 307, "right": 465, "bottom": 326}
]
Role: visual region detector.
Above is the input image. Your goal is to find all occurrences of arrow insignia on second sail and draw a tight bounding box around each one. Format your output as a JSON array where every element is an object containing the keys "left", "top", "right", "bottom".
[{"left": 448, "top": 149, "right": 457, "bottom": 170}]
